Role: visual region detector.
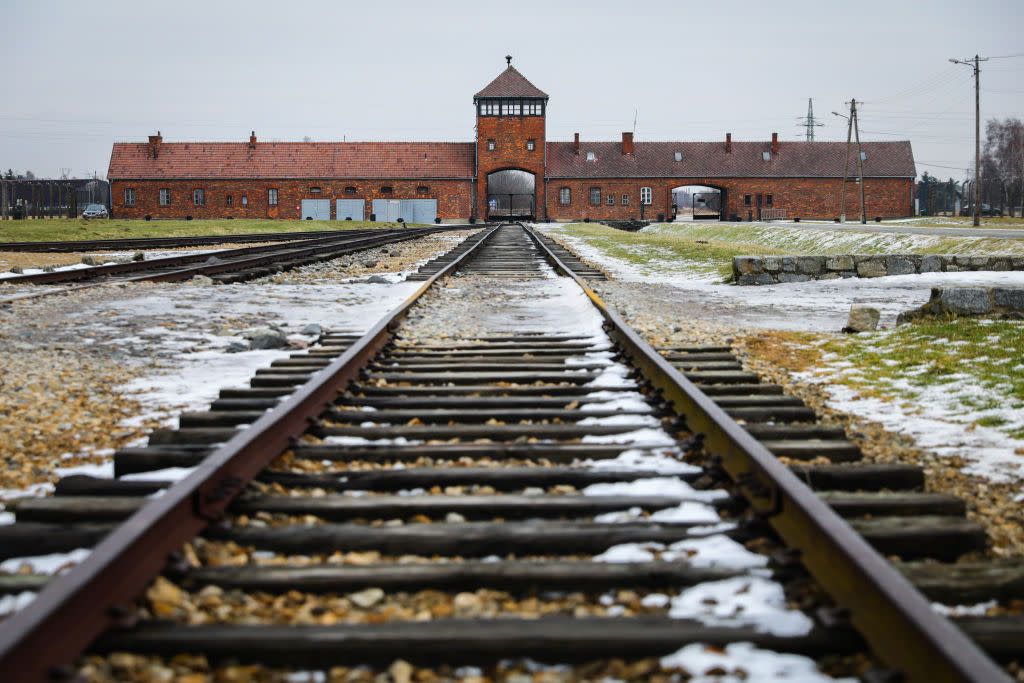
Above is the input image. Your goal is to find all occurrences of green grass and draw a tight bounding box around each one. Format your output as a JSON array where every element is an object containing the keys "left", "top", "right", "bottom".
[
  {"left": 0, "top": 219, "right": 423, "bottom": 243},
  {"left": 547, "top": 222, "right": 793, "bottom": 279},
  {"left": 821, "top": 318, "right": 1024, "bottom": 438}
]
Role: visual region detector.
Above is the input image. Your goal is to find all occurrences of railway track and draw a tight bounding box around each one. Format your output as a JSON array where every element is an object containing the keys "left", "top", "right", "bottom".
[
  {"left": 0, "top": 227, "right": 459, "bottom": 289},
  {"left": 0, "top": 228, "right": 396, "bottom": 253},
  {"left": 0, "top": 223, "right": 1018, "bottom": 681}
]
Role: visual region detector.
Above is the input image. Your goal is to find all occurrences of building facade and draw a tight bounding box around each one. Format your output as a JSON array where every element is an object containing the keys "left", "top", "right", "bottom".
[{"left": 108, "top": 65, "right": 916, "bottom": 222}]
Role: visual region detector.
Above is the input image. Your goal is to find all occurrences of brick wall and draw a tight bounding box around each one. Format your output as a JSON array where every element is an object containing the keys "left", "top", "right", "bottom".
[
  {"left": 109, "top": 179, "right": 474, "bottom": 220},
  {"left": 544, "top": 176, "right": 914, "bottom": 221},
  {"left": 476, "top": 114, "right": 546, "bottom": 219}
]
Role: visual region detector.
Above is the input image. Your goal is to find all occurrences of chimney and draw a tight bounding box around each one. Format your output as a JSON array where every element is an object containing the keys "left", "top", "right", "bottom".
[
  {"left": 772, "top": 132, "right": 778, "bottom": 155},
  {"left": 574, "top": 133, "right": 580, "bottom": 155},
  {"left": 148, "top": 131, "right": 162, "bottom": 159},
  {"left": 621, "top": 131, "right": 634, "bottom": 155},
  {"left": 725, "top": 133, "right": 732, "bottom": 153},
  {"left": 249, "top": 131, "right": 257, "bottom": 148}
]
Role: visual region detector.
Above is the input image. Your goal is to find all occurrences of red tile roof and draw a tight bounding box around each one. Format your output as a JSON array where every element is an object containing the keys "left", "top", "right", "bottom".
[
  {"left": 546, "top": 140, "right": 915, "bottom": 178},
  {"left": 474, "top": 67, "right": 548, "bottom": 99},
  {"left": 108, "top": 141, "right": 476, "bottom": 180}
]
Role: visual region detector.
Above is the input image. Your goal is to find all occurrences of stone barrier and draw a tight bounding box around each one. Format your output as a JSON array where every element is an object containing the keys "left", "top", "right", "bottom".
[
  {"left": 897, "top": 286, "right": 1024, "bottom": 323},
  {"left": 732, "top": 254, "right": 1024, "bottom": 285}
]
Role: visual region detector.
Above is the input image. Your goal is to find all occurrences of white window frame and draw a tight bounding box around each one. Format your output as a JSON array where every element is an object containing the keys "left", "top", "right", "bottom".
[
  {"left": 159, "top": 188, "right": 170, "bottom": 206},
  {"left": 559, "top": 188, "right": 570, "bottom": 205},
  {"left": 527, "top": 139, "right": 535, "bottom": 151},
  {"left": 523, "top": 101, "right": 542, "bottom": 115},
  {"left": 589, "top": 188, "right": 601, "bottom": 205},
  {"left": 193, "top": 188, "right": 205, "bottom": 206},
  {"left": 586, "top": 151, "right": 596, "bottom": 162},
  {"left": 487, "top": 139, "right": 495, "bottom": 151},
  {"left": 606, "top": 193, "right": 614, "bottom": 206},
  {"left": 268, "top": 188, "right": 278, "bottom": 206},
  {"left": 640, "top": 187, "right": 652, "bottom": 205},
  {"left": 501, "top": 100, "right": 521, "bottom": 116},
  {"left": 124, "top": 188, "right": 135, "bottom": 206},
  {"left": 621, "top": 194, "right": 629, "bottom": 206}
]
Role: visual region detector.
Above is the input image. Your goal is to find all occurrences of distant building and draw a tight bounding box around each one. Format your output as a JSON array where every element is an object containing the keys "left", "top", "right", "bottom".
[{"left": 108, "top": 65, "right": 915, "bottom": 222}]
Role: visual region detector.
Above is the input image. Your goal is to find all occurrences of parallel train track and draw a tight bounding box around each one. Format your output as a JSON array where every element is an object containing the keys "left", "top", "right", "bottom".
[{"left": 0, "top": 223, "right": 1018, "bottom": 681}]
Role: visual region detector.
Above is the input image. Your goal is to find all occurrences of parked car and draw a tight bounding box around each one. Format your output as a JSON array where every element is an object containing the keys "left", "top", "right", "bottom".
[
  {"left": 82, "top": 204, "right": 108, "bottom": 219},
  {"left": 959, "top": 204, "right": 1003, "bottom": 217}
]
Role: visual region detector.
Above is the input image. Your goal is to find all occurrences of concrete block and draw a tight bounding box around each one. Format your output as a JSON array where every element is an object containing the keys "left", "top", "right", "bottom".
[
  {"left": 885, "top": 256, "right": 915, "bottom": 276},
  {"left": 796, "top": 256, "right": 826, "bottom": 274},
  {"left": 761, "top": 256, "right": 782, "bottom": 272},
  {"left": 826, "top": 255, "right": 854, "bottom": 271},
  {"left": 920, "top": 255, "right": 942, "bottom": 272},
  {"left": 777, "top": 273, "right": 810, "bottom": 283},
  {"left": 780, "top": 256, "right": 796, "bottom": 272},
  {"left": 856, "top": 258, "right": 888, "bottom": 278},
  {"left": 733, "top": 256, "right": 761, "bottom": 276},
  {"left": 993, "top": 287, "right": 1024, "bottom": 311},
  {"left": 940, "top": 288, "right": 992, "bottom": 315}
]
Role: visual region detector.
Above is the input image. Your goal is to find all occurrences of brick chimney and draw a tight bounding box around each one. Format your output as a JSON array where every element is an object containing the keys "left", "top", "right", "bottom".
[
  {"left": 249, "top": 131, "right": 257, "bottom": 148},
  {"left": 621, "top": 131, "right": 634, "bottom": 155},
  {"left": 725, "top": 132, "right": 732, "bottom": 153},
  {"left": 148, "top": 131, "right": 162, "bottom": 159},
  {"left": 772, "top": 132, "right": 778, "bottom": 154},
  {"left": 574, "top": 133, "right": 580, "bottom": 155}
]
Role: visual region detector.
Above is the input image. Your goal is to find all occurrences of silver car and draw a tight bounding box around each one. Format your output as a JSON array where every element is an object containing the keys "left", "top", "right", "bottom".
[{"left": 82, "top": 204, "right": 108, "bottom": 219}]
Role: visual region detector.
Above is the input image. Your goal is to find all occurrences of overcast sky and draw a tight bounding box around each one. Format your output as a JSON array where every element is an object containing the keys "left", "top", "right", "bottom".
[{"left": 2, "top": 0, "right": 1021, "bottom": 181}]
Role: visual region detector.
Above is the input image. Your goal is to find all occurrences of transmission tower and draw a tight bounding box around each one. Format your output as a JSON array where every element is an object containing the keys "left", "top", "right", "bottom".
[{"left": 797, "top": 98, "right": 825, "bottom": 141}]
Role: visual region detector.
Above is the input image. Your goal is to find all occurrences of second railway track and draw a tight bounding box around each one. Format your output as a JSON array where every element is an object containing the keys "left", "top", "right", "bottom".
[{"left": 0, "top": 223, "right": 1019, "bottom": 681}]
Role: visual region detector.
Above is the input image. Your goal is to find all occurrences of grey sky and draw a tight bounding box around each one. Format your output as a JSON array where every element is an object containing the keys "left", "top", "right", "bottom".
[{"left": 2, "top": 0, "right": 1021, "bottom": 182}]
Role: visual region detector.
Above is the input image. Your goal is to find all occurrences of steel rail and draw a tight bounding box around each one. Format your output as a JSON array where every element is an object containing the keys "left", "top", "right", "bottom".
[
  {"left": 0, "top": 224, "right": 500, "bottom": 683},
  {"left": 522, "top": 223, "right": 1009, "bottom": 683},
  {"left": 0, "top": 228, "right": 434, "bottom": 286},
  {"left": 0, "top": 229, "right": 352, "bottom": 253}
]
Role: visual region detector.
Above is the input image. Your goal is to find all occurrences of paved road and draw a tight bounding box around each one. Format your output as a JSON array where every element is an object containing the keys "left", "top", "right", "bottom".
[{"left": 768, "top": 221, "right": 1024, "bottom": 239}]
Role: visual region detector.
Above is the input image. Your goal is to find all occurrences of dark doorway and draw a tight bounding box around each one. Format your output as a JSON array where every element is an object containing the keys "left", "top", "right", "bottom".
[{"left": 487, "top": 169, "right": 535, "bottom": 219}]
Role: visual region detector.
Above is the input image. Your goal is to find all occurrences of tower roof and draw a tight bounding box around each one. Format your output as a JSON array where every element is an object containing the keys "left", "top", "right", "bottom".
[{"left": 474, "top": 66, "right": 548, "bottom": 99}]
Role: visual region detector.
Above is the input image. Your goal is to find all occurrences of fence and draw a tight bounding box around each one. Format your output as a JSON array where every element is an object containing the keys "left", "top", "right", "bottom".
[
  {"left": 0, "top": 179, "right": 108, "bottom": 219},
  {"left": 760, "top": 208, "right": 787, "bottom": 221}
]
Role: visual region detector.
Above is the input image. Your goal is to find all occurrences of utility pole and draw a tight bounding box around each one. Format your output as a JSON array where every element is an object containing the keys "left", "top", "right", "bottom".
[
  {"left": 833, "top": 101, "right": 856, "bottom": 222},
  {"left": 950, "top": 54, "right": 988, "bottom": 226},
  {"left": 852, "top": 99, "right": 867, "bottom": 223}
]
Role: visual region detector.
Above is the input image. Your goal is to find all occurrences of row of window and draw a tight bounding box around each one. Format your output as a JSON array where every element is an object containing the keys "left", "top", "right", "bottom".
[
  {"left": 123, "top": 185, "right": 434, "bottom": 207},
  {"left": 743, "top": 194, "right": 774, "bottom": 206},
  {"left": 477, "top": 98, "right": 545, "bottom": 117},
  {"left": 558, "top": 186, "right": 653, "bottom": 206},
  {"left": 486, "top": 139, "right": 536, "bottom": 152}
]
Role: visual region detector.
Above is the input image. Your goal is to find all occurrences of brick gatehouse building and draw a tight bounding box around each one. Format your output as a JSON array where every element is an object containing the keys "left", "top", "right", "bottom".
[{"left": 108, "top": 63, "right": 915, "bottom": 222}]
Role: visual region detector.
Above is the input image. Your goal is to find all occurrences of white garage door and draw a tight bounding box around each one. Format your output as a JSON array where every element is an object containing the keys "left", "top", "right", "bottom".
[
  {"left": 372, "top": 199, "right": 401, "bottom": 222},
  {"left": 336, "top": 199, "right": 364, "bottom": 221},
  {"left": 301, "top": 199, "right": 330, "bottom": 220},
  {"left": 400, "top": 199, "right": 437, "bottom": 224}
]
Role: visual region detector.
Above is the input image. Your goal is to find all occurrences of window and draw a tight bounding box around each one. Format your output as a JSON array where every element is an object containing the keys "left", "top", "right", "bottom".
[
  {"left": 523, "top": 100, "right": 543, "bottom": 115},
  {"left": 225, "top": 194, "right": 233, "bottom": 206},
  {"left": 606, "top": 193, "right": 614, "bottom": 206},
  {"left": 674, "top": 152, "right": 683, "bottom": 162},
  {"left": 756, "top": 194, "right": 763, "bottom": 206},
  {"left": 501, "top": 100, "right": 521, "bottom": 116},
  {"left": 380, "top": 186, "right": 393, "bottom": 194},
  {"left": 640, "top": 187, "right": 652, "bottom": 205},
  {"left": 590, "top": 188, "right": 601, "bottom": 205},
  {"left": 344, "top": 186, "right": 357, "bottom": 194},
  {"left": 124, "top": 188, "right": 135, "bottom": 206},
  {"left": 417, "top": 185, "right": 429, "bottom": 194},
  {"left": 526, "top": 139, "right": 535, "bottom": 151},
  {"left": 766, "top": 194, "right": 773, "bottom": 206},
  {"left": 193, "top": 188, "right": 205, "bottom": 206},
  {"left": 559, "top": 188, "right": 570, "bottom": 205},
  {"left": 622, "top": 194, "right": 630, "bottom": 206},
  {"left": 268, "top": 188, "right": 278, "bottom": 206},
  {"left": 310, "top": 186, "right": 321, "bottom": 194},
  {"left": 860, "top": 151, "right": 867, "bottom": 161},
  {"left": 744, "top": 194, "right": 751, "bottom": 206},
  {"left": 479, "top": 100, "right": 499, "bottom": 116},
  {"left": 487, "top": 139, "right": 495, "bottom": 151},
  {"left": 762, "top": 151, "right": 772, "bottom": 161},
  {"left": 159, "top": 188, "right": 170, "bottom": 206},
  {"left": 586, "top": 151, "right": 596, "bottom": 162},
  {"left": 242, "top": 196, "right": 248, "bottom": 206}
]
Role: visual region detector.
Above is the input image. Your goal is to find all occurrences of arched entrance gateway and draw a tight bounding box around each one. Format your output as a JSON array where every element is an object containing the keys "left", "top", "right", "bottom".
[
  {"left": 671, "top": 184, "right": 725, "bottom": 221},
  {"left": 487, "top": 169, "right": 536, "bottom": 219}
]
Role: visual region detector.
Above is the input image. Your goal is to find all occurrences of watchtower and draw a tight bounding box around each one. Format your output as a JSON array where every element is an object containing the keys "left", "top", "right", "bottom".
[{"left": 473, "top": 57, "right": 548, "bottom": 220}]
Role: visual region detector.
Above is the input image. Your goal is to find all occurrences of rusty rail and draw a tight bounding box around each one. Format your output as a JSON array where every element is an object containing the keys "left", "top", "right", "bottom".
[
  {"left": 522, "top": 222, "right": 1008, "bottom": 683},
  {"left": 0, "top": 225, "right": 500, "bottom": 682}
]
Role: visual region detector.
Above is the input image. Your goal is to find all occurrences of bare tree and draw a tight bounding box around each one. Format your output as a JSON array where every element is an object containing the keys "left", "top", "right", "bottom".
[{"left": 982, "top": 118, "right": 1024, "bottom": 216}]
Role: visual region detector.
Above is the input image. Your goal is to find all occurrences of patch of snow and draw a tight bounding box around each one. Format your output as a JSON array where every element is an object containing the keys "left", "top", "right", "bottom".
[
  {"left": 0, "top": 591, "right": 37, "bottom": 617},
  {"left": 0, "top": 548, "right": 91, "bottom": 575},
  {"left": 661, "top": 642, "right": 853, "bottom": 682},
  {"left": 121, "top": 466, "right": 197, "bottom": 482},
  {"left": 668, "top": 576, "right": 813, "bottom": 636},
  {"left": 53, "top": 462, "right": 114, "bottom": 479},
  {"left": 931, "top": 600, "right": 997, "bottom": 616}
]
